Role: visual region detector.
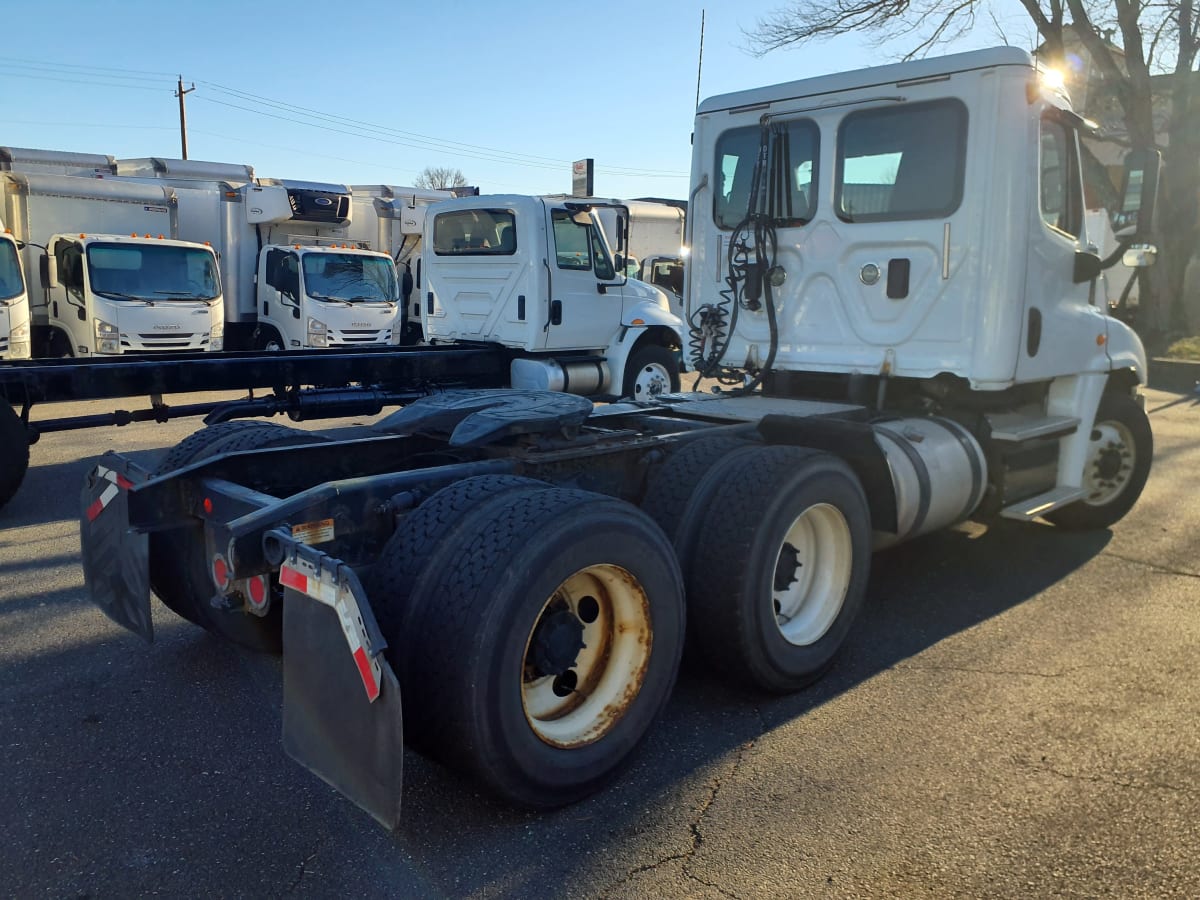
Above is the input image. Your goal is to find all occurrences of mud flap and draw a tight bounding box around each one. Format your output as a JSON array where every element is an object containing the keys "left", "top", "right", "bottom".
[
  {"left": 79, "top": 455, "right": 153, "bottom": 642},
  {"left": 277, "top": 542, "right": 404, "bottom": 830}
]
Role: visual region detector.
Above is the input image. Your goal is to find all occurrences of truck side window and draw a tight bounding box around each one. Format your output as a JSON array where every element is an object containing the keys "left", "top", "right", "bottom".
[
  {"left": 432, "top": 209, "right": 517, "bottom": 255},
  {"left": 551, "top": 210, "right": 593, "bottom": 271},
  {"left": 55, "top": 242, "right": 84, "bottom": 300},
  {"left": 714, "top": 119, "right": 818, "bottom": 230},
  {"left": 266, "top": 248, "right": 299, "bottom": 298},
  {"left": 1039, "top": 117, "right": 1082, "bottom": 238},
  {"left": 836, "top": 99, "right": 967, "bottom": 222}
]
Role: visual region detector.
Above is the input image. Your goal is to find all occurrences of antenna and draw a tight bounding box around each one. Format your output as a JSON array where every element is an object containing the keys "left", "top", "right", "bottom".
[{"left": 695, "top": 10, "right": 706, "bottom": 109}]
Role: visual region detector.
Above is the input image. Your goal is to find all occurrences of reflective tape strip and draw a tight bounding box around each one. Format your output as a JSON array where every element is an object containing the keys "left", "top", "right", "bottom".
[
  {"left": 86, "top": 466, "right": 137, "bottom": 522},
  {"left": 279, "top": 560, "right": 382, "bottom": 702}
]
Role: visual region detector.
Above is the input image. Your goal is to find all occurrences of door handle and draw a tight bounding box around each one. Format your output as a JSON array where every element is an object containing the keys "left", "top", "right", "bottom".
[
  {"left": 887, "top": 258, "right": 910, "bottom": 299},
  {"left": 550, "top": 300, "right": 562, "bottom": 326}
]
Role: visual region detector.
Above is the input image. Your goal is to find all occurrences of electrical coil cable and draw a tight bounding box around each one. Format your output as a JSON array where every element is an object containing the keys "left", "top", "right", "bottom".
[{"left": 688, "top": 118, "right": 785, "bottom": 391}]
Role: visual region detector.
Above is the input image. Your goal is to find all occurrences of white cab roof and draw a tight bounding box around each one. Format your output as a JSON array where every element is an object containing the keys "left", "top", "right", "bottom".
[{"left": 698, "top": 46, "right": 1033, "bottom": 114}]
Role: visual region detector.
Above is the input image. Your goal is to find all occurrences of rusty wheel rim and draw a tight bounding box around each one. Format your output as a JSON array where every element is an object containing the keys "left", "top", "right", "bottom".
[{"left": 521, "top": 564, "right": 652, "bottom": 748}]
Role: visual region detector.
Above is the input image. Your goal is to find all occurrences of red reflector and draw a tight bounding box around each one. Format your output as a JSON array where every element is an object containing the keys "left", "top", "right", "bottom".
[
  {"left": 203, "top": 498, "right": 214, "bottom": 514},
  {"left": 279, "top": 566, "right": 307, "bottom": 592},
  {"left": 212, "top": 557, "right": 229, "bottom": 589},
  {"left": 116, "top": 474, "right": 134, "bottom": 490},
  {"left": 85, "top": 497, "right": 104, "bottom": 522},
  {"left": 353, "top": 646, "right": 380, "bottom": 701},
  {"left": 248, "top": 575, "right": 268, "bottom": 607}
]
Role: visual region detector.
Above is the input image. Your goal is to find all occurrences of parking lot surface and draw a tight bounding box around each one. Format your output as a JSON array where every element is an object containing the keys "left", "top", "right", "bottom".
[{"left": 0, "top": 388, "right": 1197, "bottom": 898}]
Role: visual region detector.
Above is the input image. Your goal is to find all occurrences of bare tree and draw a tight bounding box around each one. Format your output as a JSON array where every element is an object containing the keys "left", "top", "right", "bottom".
[
  {"left": 415, "top": 166, "right": 468, "bottom": 190},
  {"left": 746, "top": 0, "right": 1200, "bottom": 339}
]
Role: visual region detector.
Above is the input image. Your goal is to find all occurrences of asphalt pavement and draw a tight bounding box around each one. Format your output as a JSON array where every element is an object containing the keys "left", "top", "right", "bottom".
[{"left": 0, "top": 388, "right": 1197, "bottom": 898}]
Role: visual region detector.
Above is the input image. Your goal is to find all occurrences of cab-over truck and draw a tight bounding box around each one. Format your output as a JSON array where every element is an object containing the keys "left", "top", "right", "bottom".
[{"left": 80, "top": 47, "right": 1157, "bottom": 829}]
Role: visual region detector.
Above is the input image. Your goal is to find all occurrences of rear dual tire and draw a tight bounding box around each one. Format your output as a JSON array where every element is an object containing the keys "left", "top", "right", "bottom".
[
  {"left": 645, "top": 441, "right": 872, "bottom": 693},
  {"left": 368, "top": 477, "right": 685, "bottom": 807},
  {"left": 0, "top": 402, "right": 29, "bottom": 513}
]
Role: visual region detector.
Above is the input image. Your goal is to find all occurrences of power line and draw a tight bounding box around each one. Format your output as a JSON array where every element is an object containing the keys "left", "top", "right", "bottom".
[
  {"left": 1, "top": 57, "right": 689, "bottom": 180},
  {"left": 198, "top": 80, "right": 686, "bottom": 177}
]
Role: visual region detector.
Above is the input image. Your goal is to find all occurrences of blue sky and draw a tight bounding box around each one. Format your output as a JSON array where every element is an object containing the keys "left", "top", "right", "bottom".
[{"left": 0, "top": 0, "right": 1033, "bottom": 200}]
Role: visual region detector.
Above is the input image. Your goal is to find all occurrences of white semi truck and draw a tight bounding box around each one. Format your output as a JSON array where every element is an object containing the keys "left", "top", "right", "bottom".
[
  {"left": 0, "top": 171, "right": 223, "bottom": 356},
  {"left": 420, "top": 194, "right": 685, "bottom": 398},
  {"left": 79, "top": 46, "right": 1157, "bottom": 830},
  {"left": 112, "top": 159, "right": 405, "bottom": 351}
]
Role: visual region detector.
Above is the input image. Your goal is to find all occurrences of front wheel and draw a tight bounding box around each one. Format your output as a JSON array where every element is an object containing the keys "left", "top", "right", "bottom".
[
  {"left": 622, "top": 344, "right": 680, "bottom": 401},
  {"left": 254, "top": 326, "right": 285, "bottom": 352},
  {"left": 1046, "top": 392, "right": 1153, "bottom": 531}
]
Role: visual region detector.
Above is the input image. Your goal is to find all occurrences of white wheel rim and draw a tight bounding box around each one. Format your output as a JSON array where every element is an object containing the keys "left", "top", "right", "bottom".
[
  {"left": 521, "top": 564, "right": 652, "bottom": 748},
  {"left": 634, "top": 361, "right": 672, "bottom": 398},
  {"left": 772, "top": 503, "right": 853, "bottom": 646},
  {"left": 1081, "top": 420, "right": 1135, "bottom": 506}
]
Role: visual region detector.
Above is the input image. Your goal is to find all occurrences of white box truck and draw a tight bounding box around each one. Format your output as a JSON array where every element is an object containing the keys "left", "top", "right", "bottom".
[
  {"left": 1, "top": 172, "right": 223, "bottom": 356},
  {"left": 112, "top": 159, "right": 403, "bottom": 350}
]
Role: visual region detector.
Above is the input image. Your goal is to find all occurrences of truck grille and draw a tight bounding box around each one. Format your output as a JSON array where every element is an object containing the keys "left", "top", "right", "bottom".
[
  {"left": 120, "top": 332, "right": 205, "bottom": 352},
  {"left": 330, "top": 329, "right": 388, "bottom": 346}
]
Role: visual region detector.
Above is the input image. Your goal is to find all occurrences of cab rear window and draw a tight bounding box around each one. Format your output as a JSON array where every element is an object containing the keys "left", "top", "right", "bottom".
[{"left": 433, "top": 209, "right": 517, "bottom": 255}]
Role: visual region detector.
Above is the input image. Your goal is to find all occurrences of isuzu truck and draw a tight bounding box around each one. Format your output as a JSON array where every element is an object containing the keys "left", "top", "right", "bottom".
[{"left": 1, "top": 171, "right": 223, "bottom": 356}]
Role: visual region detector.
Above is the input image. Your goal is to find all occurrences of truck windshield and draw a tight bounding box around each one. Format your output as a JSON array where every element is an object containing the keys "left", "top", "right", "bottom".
[
  {"left": 301, "top": 253, "right": 396, "bottom": 303},
  {"left": 0, "top": 240, "right": 24, "bottom": 302},
  {"left": 86, "top": 243, "right": 221, "bottom": 302}
]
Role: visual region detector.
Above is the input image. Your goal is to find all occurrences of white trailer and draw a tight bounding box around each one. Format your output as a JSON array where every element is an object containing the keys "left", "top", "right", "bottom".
[
  {"left": 421, "top": 194, "right": 686, "bottom": 398},
  {"left": 0, "top": 172, "right": 223, "bottom": 356},
  {"left": 111, "top": 159, "right": 404, "bottom": 350}
]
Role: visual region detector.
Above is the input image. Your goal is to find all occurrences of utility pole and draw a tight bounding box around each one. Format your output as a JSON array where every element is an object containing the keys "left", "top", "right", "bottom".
[{"left": 175, "top": 75, "right": 195, "bottom": 160}]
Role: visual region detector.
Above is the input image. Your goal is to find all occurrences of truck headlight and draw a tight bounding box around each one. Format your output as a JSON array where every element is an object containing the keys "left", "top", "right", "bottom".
[
  {"left": 211, "top": 320, "right": 224, "bottom": 338},
  {"left": 94, "top": 318, "right": 120, "bottom": 353},
  {"left": 307, "top": 317, "right": 329, "bottom": 348},
  {"left": 10, "top": 321, "right": 29, "bottom": 340},
  {"left": 209, "top": 319, "right": 224, "bottom": 351}
]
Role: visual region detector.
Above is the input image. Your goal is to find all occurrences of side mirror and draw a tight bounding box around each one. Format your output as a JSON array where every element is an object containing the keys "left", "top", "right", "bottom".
[
  {"left": 1122, "top": 243, "right": 1158, "bottom": 268},
  {"left": 1073, "top": 251, "right": 1103, "bottom": 284},
  {"left": 1119, "top": 148, "right": 1161, "bottom": 238},
  {"left": 614, "top": 253, "right": 626, "bottom": 271},
  {"left": 292, "top": 305, "right": 301, "bottom": 320},
  {"left": 42, "top": 254, "right": 59, "bottom": 289},
  {"left": 615, "top": 214, "right": 626, "bottom": 252}
]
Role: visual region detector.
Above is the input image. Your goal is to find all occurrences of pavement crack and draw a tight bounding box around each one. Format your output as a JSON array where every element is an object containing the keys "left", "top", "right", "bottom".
[
  {"left": 896, "top": 662, "right": 1073, "bottom": 680},
  {"left": 1015, "top": 757, "right": 1199, "bottom": 797},
  {"left": 1098, "top": 550, "right": 1200, "bottom": 580},
  {"left": 280, "top": 837, "right": 328, "bottom": 897},
  {"left": 603, "top": 714, "right": 760, "bottom": 898}
]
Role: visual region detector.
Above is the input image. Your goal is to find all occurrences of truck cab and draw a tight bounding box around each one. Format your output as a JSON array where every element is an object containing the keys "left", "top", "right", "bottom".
[
  {"left": 421, "top": 194, "right": 684, "bottom": 398},
  {"left": 0, "top": 229, "right": 31, "bottom": 359},
  {"left": 254, "top": 243, "right": 401, "bottom": 350},
  {"left": 688, "top": 46, "right": 1154, "bottom": 524},
  {"left": 43, "top": 233, "right": 223, "bottom": 355}
]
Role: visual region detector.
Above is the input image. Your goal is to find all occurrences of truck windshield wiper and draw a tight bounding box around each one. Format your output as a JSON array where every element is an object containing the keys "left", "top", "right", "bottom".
[
  {"left": 153, "top": 291, "right": 219, "bottom": 305},
  {"left": 93, "top": 290, "right": 145, "bottom": 302},
  {"left": 308, "top": 293, "right": 353, "bottom": 306}
]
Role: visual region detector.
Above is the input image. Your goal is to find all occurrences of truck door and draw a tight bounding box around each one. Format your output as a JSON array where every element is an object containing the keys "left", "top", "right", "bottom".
[
  {"left": 544, "top": 206, "right": 620, "bottom": 351},
  {"left": 259, "top": 248, "right": 301, "bottom": 347},
  {"left": 1014, "top": 111, "right": 1108, "bottom": 381},
  {"left": 51, "top": 238, "right": 89, "bottom": 354}
]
